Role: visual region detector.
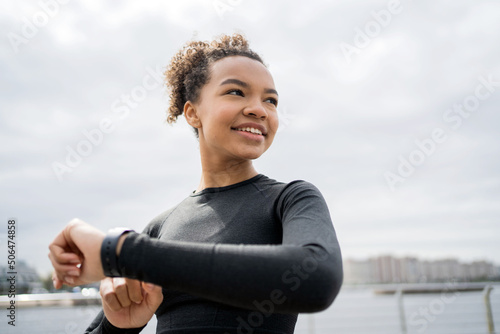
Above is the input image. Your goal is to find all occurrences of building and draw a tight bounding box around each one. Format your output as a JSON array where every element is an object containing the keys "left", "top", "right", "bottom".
[
  {"left": 0, "top": 260, "right": 44, "bottom": 295},
  {"left": 343, "top": 255, "right": 500, "bottom": 284}
]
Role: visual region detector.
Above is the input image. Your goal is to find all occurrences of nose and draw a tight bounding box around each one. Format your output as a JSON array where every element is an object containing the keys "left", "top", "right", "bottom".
[{"left": 243, "top": 100, "right": 268, "bottom": 120}]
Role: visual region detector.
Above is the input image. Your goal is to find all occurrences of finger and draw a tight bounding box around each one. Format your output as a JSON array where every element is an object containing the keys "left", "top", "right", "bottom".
[
  {"left": 113, "top": 277, "right": 132, "bottom": 308},
  {"left": 142, "top": 282, "right": 163, "bottom": 310},
  {"left": 100, "top": 278, "right": 123, "bottom": 312},
  {"left": 48, "top": 252, "right": 81, "bottom": 280},
  {"left": 124, "top": 278, "right": 143, "bottom": 304},
  {"left": 52, "top": 272, "right": 63, "bottom": 290},
  {"left": 50, "top": 225, "right": 82, "bottom": 257},
  {"left": 49, "top": 242, "right": 82, "bottom": 265},
  {"left": 48, "top": 233, "right": 82, "bottom": 288},
  {"left": 49, "top": 245, "right": 81, "bottom": 262},
  {"left": 49, "top": 266, "right": 82, "bottom": 287},
  {"left": 64, "top": 276, "right": 77, "bottom": 285}
]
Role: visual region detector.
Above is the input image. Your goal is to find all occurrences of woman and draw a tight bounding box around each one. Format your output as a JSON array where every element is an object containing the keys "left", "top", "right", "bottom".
[{"left": 49, "top": 33, "right": 343, "bottom": 334}]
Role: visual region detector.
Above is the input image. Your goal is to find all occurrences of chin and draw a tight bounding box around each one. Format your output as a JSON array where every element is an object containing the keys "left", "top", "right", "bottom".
[{"left": 238, "top": 150, "right": 266, "bottom": 161}]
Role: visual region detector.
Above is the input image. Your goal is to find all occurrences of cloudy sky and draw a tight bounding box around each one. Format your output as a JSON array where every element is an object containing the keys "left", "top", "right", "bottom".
[{"left": 1, "top": 0, "right": 499, "bottom": 277}]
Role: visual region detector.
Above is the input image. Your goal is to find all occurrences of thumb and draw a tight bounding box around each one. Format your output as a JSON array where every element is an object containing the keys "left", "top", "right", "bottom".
[{"left": 142, "top": 282, "right": 163, "bottom": 307}]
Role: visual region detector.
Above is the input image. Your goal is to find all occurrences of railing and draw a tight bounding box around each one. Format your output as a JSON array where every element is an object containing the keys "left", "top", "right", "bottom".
[
  {"left": 0, "top": 290, "right": 101, "bottom": 307},
  {"left": 396, "top": 285, "right": 496, "bottom": 334},
  {"left": 483, "top": 286, "right": 496, "bottom": 334},
  {"left": 295, "top": 283, "right": 499, "bottom": 334}
]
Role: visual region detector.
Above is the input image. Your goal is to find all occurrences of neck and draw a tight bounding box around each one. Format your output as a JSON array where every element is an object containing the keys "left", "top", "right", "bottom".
[{"left": 196, "top": 155, "right": 258, "bottom": 193}]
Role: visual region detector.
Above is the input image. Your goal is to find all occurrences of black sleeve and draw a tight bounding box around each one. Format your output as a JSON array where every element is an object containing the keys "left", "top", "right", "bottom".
[
  {"left": 83, "top": 219, "right": 165, "bottom": 334},
  {"left": 84, "top": 310, "right": 146, "bottom": 334},
  {"left": 117, "top": 181, "right": 343, "bottom": 313}
]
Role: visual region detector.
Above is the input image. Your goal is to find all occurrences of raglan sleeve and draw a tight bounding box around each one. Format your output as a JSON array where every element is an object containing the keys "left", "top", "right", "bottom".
[{"left": 116, "top": 181, "right": 343, "bottom": 313}]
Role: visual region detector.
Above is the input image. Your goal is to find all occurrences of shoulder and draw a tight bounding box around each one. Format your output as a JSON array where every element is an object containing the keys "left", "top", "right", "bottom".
[
  {"left": 279, "top": 179, "right": 324, "bottom": 201},
  {"left": 256, "top": 175, "right": 325, "bottom": 202},
  {"left": 275, "top": 179, "right": 329, "bottom": 216},
  {"left": 141, "top": 206, "right": 177, "bottom": 237}
]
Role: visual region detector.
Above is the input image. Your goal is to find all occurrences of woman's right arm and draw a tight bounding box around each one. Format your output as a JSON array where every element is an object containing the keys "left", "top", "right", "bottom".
[
  {"left": 84, "top": 278, "right": 162, "bottom": 333},
  {"left": 85, "top": 309, "right": 144, "bottom": 334}
]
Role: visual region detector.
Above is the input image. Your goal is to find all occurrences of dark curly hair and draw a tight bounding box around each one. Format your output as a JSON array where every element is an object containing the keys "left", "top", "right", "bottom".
[{"left": 164, "top": 33, "right": 265, "bottom": 136}]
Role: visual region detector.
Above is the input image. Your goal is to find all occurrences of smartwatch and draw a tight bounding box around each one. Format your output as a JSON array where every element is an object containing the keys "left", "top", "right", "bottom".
[{"left": 101, "top": 227, "right": 134, "bottom": 277}]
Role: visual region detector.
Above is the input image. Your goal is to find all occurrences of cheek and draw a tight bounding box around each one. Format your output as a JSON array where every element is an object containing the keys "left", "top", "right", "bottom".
[
  {"left": 218, "top": 104, "right": 237, "bottom": 121},
  {"left": 201, "top": 110, "right": 230, "bottom": 141},
  {"left": 265, "top": 115, "right": 279, "bottom": 144},
  {"left": 199, "top": 106, "right": 225, "bottom": 130},
  {"left": 269, "top": 113, "right": 280, "bottom": 132}
]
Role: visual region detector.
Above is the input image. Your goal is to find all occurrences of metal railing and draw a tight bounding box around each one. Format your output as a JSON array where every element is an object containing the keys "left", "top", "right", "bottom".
[
  {"left": 395, "top": 285, "right": 496, "bottom": 334},
  {"left": 296, "top": 284, "right": 499, "bottom": 334}
]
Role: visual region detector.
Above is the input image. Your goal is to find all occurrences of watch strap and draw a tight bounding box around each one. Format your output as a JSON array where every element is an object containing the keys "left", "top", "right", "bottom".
[{"left": 101, "top": 227, "right": 134, "bottom": 277}]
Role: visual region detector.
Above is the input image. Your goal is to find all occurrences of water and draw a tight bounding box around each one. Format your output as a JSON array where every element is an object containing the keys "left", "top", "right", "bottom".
[
  {"left": 2, "top": 285, "right": 499, "bottom": 333},
  {"left": 294, "top": 285, "right": 500, "bottom": 334},
  {"left": 1, "top": 305, "right": 158, "bottom": 334}
]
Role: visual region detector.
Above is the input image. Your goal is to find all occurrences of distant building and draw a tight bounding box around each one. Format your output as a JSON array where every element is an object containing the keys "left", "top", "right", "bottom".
[
  {"left": 343, "top": 255, "right": 500, "bottom": 284},
  {"left": 0, "top": 260, "right": 44, "bottom": 294}
]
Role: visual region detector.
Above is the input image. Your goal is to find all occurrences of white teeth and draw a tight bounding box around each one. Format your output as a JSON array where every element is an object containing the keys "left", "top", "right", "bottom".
[{"left": 236, "top": 127, "right": 263, "bottom": 135}]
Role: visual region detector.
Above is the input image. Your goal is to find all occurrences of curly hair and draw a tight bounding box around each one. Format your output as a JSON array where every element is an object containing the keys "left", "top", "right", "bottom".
[{"left": 164, "top": 33, "right": 265, "bottom": 136}]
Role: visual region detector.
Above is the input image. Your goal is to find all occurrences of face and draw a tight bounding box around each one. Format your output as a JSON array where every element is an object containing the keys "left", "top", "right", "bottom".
[{"left": 187, "top": 56, "right": 279, "bottom": 163}]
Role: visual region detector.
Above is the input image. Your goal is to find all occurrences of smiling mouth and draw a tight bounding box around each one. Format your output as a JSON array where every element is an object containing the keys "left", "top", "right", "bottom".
[{"left": 232, "top": 127, "right": 264, "bottom": 136}]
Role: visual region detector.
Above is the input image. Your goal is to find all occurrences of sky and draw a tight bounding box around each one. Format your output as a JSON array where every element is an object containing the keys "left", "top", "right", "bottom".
[{"left": 1, "top": 0, "right": 499, "bottom": 277}]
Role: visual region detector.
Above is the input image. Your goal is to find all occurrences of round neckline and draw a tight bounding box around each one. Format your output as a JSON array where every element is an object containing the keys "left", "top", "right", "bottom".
[{"left": 190, "top": 174, "right": 264, "bottom": 197}]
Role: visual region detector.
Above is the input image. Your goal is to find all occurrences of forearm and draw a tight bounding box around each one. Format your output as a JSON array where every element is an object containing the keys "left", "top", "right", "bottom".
[{"left": 117, "top": 233, "right": 342, "bottom": 313}]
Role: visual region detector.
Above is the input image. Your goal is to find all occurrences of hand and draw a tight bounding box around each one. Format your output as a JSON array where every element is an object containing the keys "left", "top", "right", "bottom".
[
  {"left": 100, "top": 277, "right": 163, "bottom": 329},
  {"left": 48, "top": 218, "right": 106, "bottom": 288}
]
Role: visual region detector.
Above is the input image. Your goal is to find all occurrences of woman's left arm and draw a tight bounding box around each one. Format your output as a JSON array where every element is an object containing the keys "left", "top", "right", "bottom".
[
  {"left": 48, "top": 181, "right": 343, "bottom": 313},
  {"left": 117, "top": 181, "right": 343, "bottom": 313}
]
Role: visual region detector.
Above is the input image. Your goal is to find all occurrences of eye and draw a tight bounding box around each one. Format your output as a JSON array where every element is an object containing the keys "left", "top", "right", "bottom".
[
  {"left": 226, "top": 89, "right": 244, "bottom": 96},
  {"left": 265, "top": 97, "right": 278, "bottom": 106}
]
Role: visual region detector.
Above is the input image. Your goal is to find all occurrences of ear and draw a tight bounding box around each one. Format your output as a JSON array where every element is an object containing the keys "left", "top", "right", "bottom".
[{"left": 184, "top": 101, "right": 202, "bottom": 129}]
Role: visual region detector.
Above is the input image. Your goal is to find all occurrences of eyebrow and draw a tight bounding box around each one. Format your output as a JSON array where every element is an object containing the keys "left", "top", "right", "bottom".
[{"left": 220, "top": 78, "right": 279, "bottom": 96}]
